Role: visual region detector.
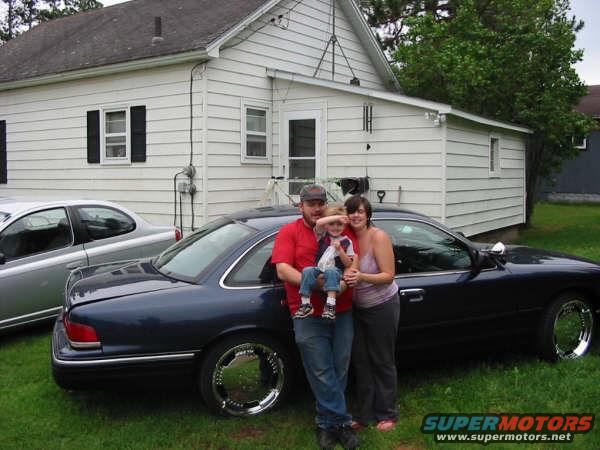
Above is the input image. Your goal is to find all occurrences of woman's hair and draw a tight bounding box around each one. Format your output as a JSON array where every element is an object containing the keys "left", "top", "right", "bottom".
[
  {"left": 344, "top": 195, "right": 372, "bottom": 227},
  {"left": 324, "top": 205, "right": 346, "bottom": 217}
]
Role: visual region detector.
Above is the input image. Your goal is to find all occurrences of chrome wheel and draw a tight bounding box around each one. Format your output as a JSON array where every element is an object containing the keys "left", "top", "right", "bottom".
[
  {"left": 553, "top": 299, "right": 594, "bottom": 359},
  {"left": 205, "top": 340, "right": 287, "bottom": 416}
]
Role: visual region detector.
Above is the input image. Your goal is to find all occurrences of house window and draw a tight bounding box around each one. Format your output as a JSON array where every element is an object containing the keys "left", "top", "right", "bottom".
[
  {"left": 489, "top": 135, "right": 501, "bottom": 177},
  {"left": 241, "top": 100, "right": 271, "bottom": 164},
  {"left": 101, "top": 107, "right": 130, "bottom": 164}
]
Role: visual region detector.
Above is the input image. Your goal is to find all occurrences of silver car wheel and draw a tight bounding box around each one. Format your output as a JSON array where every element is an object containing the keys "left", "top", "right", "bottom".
[
  {"left": 553, "top": 299, "right": 594, "bottom": 359},
  {"left": 199, "top": 334, "right": 293, "bottom": 416},
  {"left": 209, "top": 341, "right": 286, "bottom": 416}
]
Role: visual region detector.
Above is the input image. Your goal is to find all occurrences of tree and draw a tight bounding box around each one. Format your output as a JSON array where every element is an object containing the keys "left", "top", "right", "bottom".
[
  {"left": 0, "top": 0, "right": 102, "bottom": 44},
  {"left": 0, "top": 0, "right": 21, "bottom": 42},
  {"left": 361, "top": 0, "right": 593, "bottom": 223}
]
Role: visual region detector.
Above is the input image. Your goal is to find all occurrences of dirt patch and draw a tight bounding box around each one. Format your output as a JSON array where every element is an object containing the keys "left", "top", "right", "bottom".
[
  {"left": 230, "top": 426, "right": 266, "bottom": 440},
  {"left": 394, "top": 443, "right": 427, "bottom": 450}
]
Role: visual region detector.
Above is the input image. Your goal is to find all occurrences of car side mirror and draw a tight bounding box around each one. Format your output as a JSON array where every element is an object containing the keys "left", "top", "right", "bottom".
[{"left": 0, "top": 253, "right": 5, "bottom": 265}]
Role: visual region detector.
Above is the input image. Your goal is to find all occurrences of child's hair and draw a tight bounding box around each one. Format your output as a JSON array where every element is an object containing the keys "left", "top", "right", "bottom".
[{"left": 324, "top": 205, "right": 346, "bottom": 217}]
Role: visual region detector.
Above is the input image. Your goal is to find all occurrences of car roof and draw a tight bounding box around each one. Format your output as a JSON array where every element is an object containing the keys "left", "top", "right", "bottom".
[
  {"left": 0, "top": 197, "right": 126, "bottom": 217},
  {"left": 225, "top": 204, "right": 429, "bottom": 231}
]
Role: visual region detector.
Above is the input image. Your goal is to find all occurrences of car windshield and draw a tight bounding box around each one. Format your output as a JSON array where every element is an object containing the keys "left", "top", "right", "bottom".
[{"left": 153, "top": 217, "right": 255, "bottom": 282}]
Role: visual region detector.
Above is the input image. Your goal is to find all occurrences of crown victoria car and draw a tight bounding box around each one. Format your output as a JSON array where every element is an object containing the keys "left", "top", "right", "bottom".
[
  {"left": 51, "top": 206, "right": 600, "bottom": 416},
  {"left": 0, "top": 197, "right": 180, "bottom": 331}
]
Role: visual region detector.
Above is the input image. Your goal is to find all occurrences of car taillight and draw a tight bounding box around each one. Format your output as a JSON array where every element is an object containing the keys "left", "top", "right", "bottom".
[
  {"left": 64, "top": 315, "right": 101, "bottom": 349},
  {"left": 175, "top": 228, "right": 183, "bottom": 241}
]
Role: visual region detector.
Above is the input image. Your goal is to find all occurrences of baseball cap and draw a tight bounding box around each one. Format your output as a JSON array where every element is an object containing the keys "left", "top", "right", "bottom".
[{"left": 299, "top": 184, "right": 327, "bottom": 202}]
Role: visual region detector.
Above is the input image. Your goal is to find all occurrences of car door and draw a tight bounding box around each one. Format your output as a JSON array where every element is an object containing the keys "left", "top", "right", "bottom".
[
  {"left": 373, "top": 218, "right": 516, "bottom": 351},
  {"left": 0, "top": 207, "right": 86, "bottom": 328},
  {"left": 219, "top": 234, "right": 292, "bottom": 337},
  {"left": 72, "top": 205, "right": 142, "bottom": 265}
]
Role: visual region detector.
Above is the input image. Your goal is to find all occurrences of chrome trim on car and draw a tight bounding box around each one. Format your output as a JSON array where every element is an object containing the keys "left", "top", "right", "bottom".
[
  {"left": 52, "top": 351, "right": 196, "bottom": 367},
  {"left": 219, "top": 231, "right": 279, "bottom": 290},
  {"left": 69, "top": 340, "right": 101, "bottom": 350},
  {"left": 0, "top": 306, "right": 62, "bottom": 326}
]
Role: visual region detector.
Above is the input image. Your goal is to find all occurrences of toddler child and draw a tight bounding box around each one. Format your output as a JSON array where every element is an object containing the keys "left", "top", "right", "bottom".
[{"left": 295, "top": 206, "right": 356, "bottom": 320}]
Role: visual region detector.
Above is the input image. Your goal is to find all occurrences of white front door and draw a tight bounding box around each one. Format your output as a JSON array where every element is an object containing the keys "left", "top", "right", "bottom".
[{"left": 281, "top": 108, "right": 324, "bottom": 196}]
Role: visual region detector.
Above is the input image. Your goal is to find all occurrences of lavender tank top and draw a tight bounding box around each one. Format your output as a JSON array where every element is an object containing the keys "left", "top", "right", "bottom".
[{"left": 353, "top": 251, "right": 399, "bottom": 309}]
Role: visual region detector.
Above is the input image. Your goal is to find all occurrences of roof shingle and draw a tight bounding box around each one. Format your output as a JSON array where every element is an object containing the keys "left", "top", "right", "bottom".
[{"left": 0, "top": 0, "right": 272, "bottom": 83}]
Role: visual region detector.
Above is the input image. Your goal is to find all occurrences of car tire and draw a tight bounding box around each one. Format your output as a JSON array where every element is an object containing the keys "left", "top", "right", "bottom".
[
  {"left": 537, "top": 293, "right": 595, "bottom": 361},
  {"left": 198, "top": 333, "right": 293, "bottom": 416}
]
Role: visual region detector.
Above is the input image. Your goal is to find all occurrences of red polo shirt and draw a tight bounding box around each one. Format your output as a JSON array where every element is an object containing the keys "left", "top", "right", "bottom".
[{"left": 272, "top": 218, "right": 358, "bottom": 316}]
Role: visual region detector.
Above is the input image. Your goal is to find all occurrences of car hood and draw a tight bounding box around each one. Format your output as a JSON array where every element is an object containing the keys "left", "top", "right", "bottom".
[
  {"left": 503, "top": 245, "right": 600, "bottom": 267},
  {"left": 68, "top": 259, "right": 189, "bottom": 308}
]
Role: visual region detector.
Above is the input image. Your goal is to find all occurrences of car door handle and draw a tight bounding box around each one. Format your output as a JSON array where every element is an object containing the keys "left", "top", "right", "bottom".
[
  {"left": 66, "top": 260, "right": 85, "bottom": 270},
  {"left": 399, "top": 288, "right": 425, "bottom": 303}
]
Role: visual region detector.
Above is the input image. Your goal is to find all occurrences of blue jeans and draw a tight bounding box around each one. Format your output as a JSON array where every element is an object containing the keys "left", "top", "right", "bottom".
[
  {"left": 293, "top": 311, "right": 353, "bottom": 429},
  {"left": 299, "top": 266, "right": 342, "bottom": 297}
]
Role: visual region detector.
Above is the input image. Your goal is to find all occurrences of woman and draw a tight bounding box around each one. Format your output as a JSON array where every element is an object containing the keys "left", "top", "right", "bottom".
[{"left": 343, "top": 195, "right": 400, "bottom": 432}]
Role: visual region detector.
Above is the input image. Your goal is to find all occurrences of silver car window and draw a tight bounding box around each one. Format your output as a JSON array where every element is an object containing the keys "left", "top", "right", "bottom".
[
  {"left": 0, "top": 207, "right": 72, "bottom": 260},
  {"left": 76, "top": 206, "right": 135, "bottom": 240},
  {"left": 154, "top": 219, "right": 254, "bottom": 281}
]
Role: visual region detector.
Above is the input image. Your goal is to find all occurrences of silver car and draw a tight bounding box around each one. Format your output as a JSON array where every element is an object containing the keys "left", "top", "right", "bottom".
[{"left": 0, "top": 198, "right": 180, "bottom": 331}]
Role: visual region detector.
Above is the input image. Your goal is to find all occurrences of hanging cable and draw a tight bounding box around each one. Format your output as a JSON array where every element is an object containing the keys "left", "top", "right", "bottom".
[{"left": 173, "top": 169, "right": 185, "bottom": 227}]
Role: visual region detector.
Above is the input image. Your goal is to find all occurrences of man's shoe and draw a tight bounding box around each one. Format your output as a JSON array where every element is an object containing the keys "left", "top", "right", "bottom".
[
  {"left": 336, "top": 425, "right": 360, "bottom": 449},
  {"left": 294, "top": 303, "right": 314, "bottom": 319},
  {"left": 321, "top": 303, "right": 336, "bottom": 320},
  {"left": 315, "top": 427, "right": 337, "bottom": 450}
]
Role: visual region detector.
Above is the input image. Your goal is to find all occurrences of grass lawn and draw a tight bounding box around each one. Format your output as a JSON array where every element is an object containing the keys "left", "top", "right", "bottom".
[{"left": 1, "top": 202, "right": 599, "bottom": 449}]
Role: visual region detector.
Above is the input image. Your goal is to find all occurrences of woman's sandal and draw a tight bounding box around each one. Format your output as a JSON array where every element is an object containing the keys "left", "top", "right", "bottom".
[
  {"left": 350, "top": 420, "right": 367, "bottom": 430},
  {"left": 376, "top": 420, "right": 397, "bottom": 432}
]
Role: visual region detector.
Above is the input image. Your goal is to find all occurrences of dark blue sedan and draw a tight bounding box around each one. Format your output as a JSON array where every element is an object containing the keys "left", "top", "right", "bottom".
[{"left": 52, "top": 206, "right": 600, "bottom": 416}]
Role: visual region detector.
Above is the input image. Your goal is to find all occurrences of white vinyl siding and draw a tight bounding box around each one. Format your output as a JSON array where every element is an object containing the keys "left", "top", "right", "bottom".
[
  {"left": 271, "top": 81, "right": 444, "bottom": 220},
  {"left": 444, "top": 120, "right": 526, "bottom": 236},
  {"left": 0, "top": 63, "right": 203, "bottom": 227}
]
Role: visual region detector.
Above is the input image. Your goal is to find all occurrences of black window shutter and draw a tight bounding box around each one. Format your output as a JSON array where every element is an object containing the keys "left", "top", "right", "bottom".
[
  {"left": 0, "top": 120, "right": 6, "bottom": 184},
  {"left": 130, "top": 105, "right": 146, "bottom": 162},
  {"left": 87, "top": 110, "right": 100, "bottom": 163}
]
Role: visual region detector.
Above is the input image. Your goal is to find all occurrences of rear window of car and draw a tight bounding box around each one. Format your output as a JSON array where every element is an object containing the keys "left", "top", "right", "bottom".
[{"left": 154, "top": 218, "right": 255, "bottom": 282}]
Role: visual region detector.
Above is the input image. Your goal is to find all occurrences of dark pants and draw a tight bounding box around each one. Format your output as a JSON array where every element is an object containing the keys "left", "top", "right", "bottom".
[{"left": 351, "top": 293, "right": 400, "bottom": 424}]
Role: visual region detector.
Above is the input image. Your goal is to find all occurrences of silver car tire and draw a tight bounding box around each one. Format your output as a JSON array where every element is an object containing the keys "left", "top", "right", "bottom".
[
  {"left": 537, "top": 293, "right": 595, "bottom": 361},
  {"left": 198, "top": 333, "right": 293, "bottom": 416}
]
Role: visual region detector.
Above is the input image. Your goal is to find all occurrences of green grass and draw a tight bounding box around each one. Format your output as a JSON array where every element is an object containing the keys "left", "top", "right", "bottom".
[{"left": 1, "top": 202, "right": 600, "bottom": 449}]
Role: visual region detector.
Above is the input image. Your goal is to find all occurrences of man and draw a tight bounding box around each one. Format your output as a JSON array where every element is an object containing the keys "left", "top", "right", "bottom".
[{"left": 271, "top": 184, "right": 360, "bottom": 450}]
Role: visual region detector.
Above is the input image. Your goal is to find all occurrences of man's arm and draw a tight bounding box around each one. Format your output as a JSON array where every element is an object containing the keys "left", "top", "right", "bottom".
[{"left": 275, "top": 262, "right": 302, "bottom": 286}]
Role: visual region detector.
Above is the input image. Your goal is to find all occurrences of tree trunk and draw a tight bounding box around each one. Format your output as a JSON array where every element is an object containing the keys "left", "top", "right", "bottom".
[{"left": 525, "top": 137, "right": 545, "bottom": 225}]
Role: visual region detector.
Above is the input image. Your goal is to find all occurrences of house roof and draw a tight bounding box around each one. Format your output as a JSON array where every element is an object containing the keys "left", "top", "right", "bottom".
[
  {"left": 0, "top": 0, "right": 399, "bottom": 92},
  {"left": 576, "top": 85, "right": 600, "bottom": 118},
  {"left": 0, "top": 0, "right": 273, "bottom": 84}
]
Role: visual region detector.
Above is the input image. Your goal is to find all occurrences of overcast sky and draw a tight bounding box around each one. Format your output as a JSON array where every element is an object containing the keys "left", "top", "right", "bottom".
[{"left": 100, "top": 0, "right": 599, "bottom": 85}]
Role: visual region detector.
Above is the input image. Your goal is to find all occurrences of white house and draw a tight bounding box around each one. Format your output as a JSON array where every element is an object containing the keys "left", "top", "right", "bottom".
[{"left": 0, "top": 0, "right": 531, "bottom": 236}]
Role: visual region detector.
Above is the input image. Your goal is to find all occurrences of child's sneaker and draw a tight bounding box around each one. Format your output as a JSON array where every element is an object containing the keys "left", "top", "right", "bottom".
[
  {"left": 294, "top": 303, "right": 314, "bottom": 318},
  {"left": 322, "top": 303, "right": 336, "bottom": 320}
]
